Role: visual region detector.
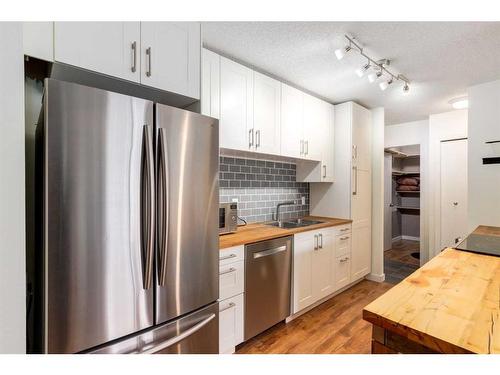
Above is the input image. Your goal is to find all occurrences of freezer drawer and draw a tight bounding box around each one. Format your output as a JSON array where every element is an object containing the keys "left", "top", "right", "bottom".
[{"left": 87, "top": 302, "right": 219, "bottom": 354}]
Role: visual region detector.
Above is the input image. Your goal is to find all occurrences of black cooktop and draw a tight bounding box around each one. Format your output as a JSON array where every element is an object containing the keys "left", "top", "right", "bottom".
[{"left": 456, "top": 234, "right": 500, "bottom": 257}]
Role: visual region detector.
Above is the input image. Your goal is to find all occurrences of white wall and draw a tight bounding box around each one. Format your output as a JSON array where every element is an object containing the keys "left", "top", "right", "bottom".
[
  {"left": 428, "top": 110, "right": 468, "bottom": 257},
  {"left": 468, "top": 79, "right": 500, "bottom": 230},
  {"left": 0, "top": 23, "right": 26, "bottom": 353},
  {"left": 369, "top": 108, "right": 385, "bottom": 282},
  {"left": 385, "top": 120, "right": 430, "bottom": 264}
]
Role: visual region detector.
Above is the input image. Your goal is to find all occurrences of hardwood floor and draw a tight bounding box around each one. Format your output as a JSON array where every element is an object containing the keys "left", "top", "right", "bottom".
[
  {"left": 384, "top": 240, "right": 420, "bottom": 284},
  {"left": 236, "top": 280, "right": 393, "bottom": 354}
]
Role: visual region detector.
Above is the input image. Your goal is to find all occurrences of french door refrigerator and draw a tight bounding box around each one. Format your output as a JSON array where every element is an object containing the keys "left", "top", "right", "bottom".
[{"left": 37, "top": 79, "right": 219, "bottom": 354}]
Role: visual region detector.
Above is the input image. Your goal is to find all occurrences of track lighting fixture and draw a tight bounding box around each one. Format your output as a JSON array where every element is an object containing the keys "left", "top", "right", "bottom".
[
  {"left": 335, "top": 34, "right": 411, "bottom": 94},
  {"left": 379, "top": 78, "right": 393, "bottom": 91}
]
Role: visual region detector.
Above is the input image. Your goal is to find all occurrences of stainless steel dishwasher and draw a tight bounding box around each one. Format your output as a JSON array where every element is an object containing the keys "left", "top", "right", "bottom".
[{"left": 244, "top": 236, "right": 292, "bottom": 340}]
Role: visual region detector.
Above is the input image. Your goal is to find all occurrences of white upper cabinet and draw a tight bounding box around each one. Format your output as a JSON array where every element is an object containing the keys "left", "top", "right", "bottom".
[
  {"left": 321, "top": 103, "right": 335, "bottom": 182},
  {"left": 253, "top": 72, "right": 281, "bottom": 155},
  {"left": 140, "top": 22, "right": 200, "bottom": 99},
  {"left": 54, "top": 22, "right": 141, "bottom": 82},
  {"left": 219, "top": 56, "right": 254, "bottom": 151},
  {"left": 201, "top": 48, "right": 220, "bottom": 119},
  {"left": 281, "top": 84, "right": 304, "bottom": 158},
  {"left": 302, "top": 93, "right": 324, "bottom": 162}
]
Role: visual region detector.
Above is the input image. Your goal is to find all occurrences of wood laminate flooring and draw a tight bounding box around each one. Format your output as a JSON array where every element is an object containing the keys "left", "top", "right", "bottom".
[
  {"left": 384, "top": 240, "right": 420, "bottom": 284},
  {"left": 236, "top": 280, "right": 393, "bottom": 354}
]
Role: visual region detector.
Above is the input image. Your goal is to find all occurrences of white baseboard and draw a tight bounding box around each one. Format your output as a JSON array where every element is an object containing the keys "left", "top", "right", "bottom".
[
  {"left": 392, "top": 236, "right": 402, "bottom": 242},
  {"left": 402, "top": 235, "right": 420, "bottom": 241},
  {"left": 366, "top": 273, "right": 385, "bottom": 283}
]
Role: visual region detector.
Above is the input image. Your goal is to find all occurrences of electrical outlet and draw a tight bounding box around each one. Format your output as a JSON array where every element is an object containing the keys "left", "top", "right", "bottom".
[
  {"left": 301, "top": 196, "right": 306, "bottom": 205},
  {"left": 231, "top": 198, "right": 239, "bottom": 203}
]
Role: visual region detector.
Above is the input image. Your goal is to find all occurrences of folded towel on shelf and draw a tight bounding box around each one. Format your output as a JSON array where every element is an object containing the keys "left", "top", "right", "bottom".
[
  {"left": 397, "top": 185, "right": 420, "bottom": 191},
  {"left": 397, "top": 177, "right": 419, "bottom": 186}
]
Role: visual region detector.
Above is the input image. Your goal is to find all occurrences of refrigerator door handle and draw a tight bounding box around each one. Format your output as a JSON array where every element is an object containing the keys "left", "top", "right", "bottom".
[
  {"left": 157, "top": 128, "right": 169, "bottom": 286},
  {"left": 138, "top": 313, "right": 216, "bottom": 354},
  {"left": 142, "top": 125, "right": 155, "bottom": 290}
]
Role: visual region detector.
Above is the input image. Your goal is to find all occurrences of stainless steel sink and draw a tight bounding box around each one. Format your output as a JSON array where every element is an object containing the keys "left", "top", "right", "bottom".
[{"left": 266, "top": 218, "right": 325, "bottom": 229}]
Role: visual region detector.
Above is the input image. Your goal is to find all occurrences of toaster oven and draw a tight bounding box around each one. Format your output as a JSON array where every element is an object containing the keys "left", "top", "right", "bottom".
[{"left": 219, "top": 203, "right": 238, "bottom": 235}]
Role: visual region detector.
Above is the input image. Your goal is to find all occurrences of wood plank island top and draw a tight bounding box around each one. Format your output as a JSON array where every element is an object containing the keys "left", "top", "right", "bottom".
[
  {"left": 219, "top": 216, "right": 352, "bottom": 249},
  {"left": 363, "top": 247, "right": 500, "bottom": 354}
]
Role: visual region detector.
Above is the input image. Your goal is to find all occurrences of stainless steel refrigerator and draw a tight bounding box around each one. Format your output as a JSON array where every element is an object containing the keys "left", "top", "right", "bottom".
[{"left": 36, "top": 79, "right": 219, "bottom": 354}]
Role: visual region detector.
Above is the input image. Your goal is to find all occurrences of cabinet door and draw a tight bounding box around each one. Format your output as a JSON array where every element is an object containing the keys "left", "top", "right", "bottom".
[
  {"left": 351, "top": 167, "right": 371, "bottom": 280},
  {"left": 201, "top": 48, "right": 220, "bottom": 119},
  {"left": 219, "top": 293, "right": 244, "bottom": 354},
  {"left": 321, "top": 103, "right": 335, "bottom": 182},
  {"left": 302, "top": 93, "right": 324, "bottom": 161},
  {"left": 334, "top": 255, "right": 351, "bottom": 290},
  {"left": 253, "top": 72, "right": 281, "bottom": 155},
  {"left": 140, "top": 22, "right": 200, "bottom": 99},
  {"left": 281, "top": 84, "right": 304, "bottom": 158},
  {"left": 292, "top": 232, "right": 315, "bottom": 313},
  {"left": 219, "top": 57, "right": 254, "bottom": 151},
  {"left": 312, "top": 229, "right": 334, "bottom": 300},
  {"left": 54, "top": 22, "right": 140, "bottom": 82},
  {"left": 351, "top": 223, "right": 371, "bottom": 281},
  {"left": 351, "top": 102, "right": 372, "bottom": 171}
]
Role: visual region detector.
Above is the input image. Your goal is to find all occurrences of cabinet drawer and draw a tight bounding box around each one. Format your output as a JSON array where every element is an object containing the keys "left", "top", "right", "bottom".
[
  {"left": 335, "top": 255, "right": 351, "bottom": 290},
  {"left": 334, "top": 224, "right": 351, "bottom": 236},
  {"left": 219, "top": 293, "right": 244, "bottom": 354},
  {"left": 219, "top": 245, "right": 244, "bottom": 266},
  {"left": 219, "top": 260, "right": 244, "bottom": 300},
  {"left": 335, "top": 233, "right": 352, "bottom": 257}
]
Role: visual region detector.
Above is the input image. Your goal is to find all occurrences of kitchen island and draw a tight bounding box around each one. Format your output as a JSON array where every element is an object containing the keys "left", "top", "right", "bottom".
[{"left": 363, "top": 244, "right": 500, "bottom": 353}]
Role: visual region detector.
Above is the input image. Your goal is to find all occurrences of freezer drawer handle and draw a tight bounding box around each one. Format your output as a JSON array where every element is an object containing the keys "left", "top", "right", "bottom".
[
  {"left": 139, "top": 313, "right": 216, "bottom": 354},
  {"left": 219, "top": 253, "right": 237, "bottom": 261},
  {"left": 157, "top": 128, "right": 169, "bottom": 286},
  {"left": 252, "top": 245, "right": 287, "bottom": 259},
  {"left": 219, "top": 267, "right": 236, "bottom": 275},
  {"left": 219, "top": 302, "right": 236, "bottom": 313}
]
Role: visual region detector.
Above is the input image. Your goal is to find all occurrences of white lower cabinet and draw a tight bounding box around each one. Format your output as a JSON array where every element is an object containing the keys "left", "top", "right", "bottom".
[
  {"left": 218, "top": 245, "right": 245, "bottom": 354},
  {"left": 292, "top": 224, "right": 353, "bottom": 315},
  {"left": 219, "top": 293, "right": 244, "bottom": 354}
]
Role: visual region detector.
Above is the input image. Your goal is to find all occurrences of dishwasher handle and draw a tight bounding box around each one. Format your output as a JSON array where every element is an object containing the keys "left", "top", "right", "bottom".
[{"left": 252, "top": 245, "right": 287, "bottom": 259}]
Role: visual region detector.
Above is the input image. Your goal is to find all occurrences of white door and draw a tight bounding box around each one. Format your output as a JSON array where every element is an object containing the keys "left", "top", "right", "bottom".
[
  {"left": 281, "top": 84, "right": 304, "bottom": 158},
  {"left": 201, "top": 48, "right": 220, "bottom": 119},
  {"left": 218, "top": 293, "right": 244, "bottom": 354},
  {"left": 54, "top": 22, "right": 141, "bottom": 82},
  {"left": 312, "top": 230, "right": 334, "bottom": 300},
  {"left": 351, "top": 103, "right": 372, "bottom": 171},
  {"left": 440, "top": 139, "right": 468, "bottom": 247},
  {"left": 219, "top": 57, "right": 254, "bottom": 151},
  {"left": 302, "top": 93, "right": 323, "bottom": 161},
  {"left": 292, "top": 232, "right": 315, "bottom": 313},
  {"left": 253, "top": 72, "right": 281, "bottom": 155},
  {"left": 384, "top": 153, "right": 393, "bottom": 251},
  {"left": 140, "top": 22, "right": 200, "bottom": 99}
]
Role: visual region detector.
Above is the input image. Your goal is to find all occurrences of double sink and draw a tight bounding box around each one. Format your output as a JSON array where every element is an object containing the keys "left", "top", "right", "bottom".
[{"left": 266, "top": 218, "right": 325, "bottom": 229}]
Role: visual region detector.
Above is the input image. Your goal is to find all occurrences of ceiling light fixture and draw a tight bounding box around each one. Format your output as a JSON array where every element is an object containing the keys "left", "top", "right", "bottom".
[
  {"left": 335, "top": 34, "right": 411, "bottom": 94},
  {"left": 355, "top": 61, "right": 371, "bottom": 78},
  {"left": 379, "top": 78, "right": 393, "bottom": 91},
  {"left": 449, "top": 96, "right": 468, "bottom": 109}
]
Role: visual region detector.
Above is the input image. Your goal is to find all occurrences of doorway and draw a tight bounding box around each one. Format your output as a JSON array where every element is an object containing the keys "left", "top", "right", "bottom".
[{"left": 383, "top": 145, "right": 421, "bottom": 284}]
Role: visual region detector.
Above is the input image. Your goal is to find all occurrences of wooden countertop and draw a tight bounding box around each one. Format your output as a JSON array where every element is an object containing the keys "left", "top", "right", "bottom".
[
  {"left": 472, "top": 225, "right": 500, "bottom": 237},
  {"left": 219, "top": 216, "right": 352, "bottom": 249},
  {"left": 363, "top": 247, "right": 500, "bottom": 354}
]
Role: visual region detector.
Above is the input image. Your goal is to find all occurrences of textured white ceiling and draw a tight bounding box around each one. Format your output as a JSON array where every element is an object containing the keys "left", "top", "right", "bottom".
[{"left": 202, "top": 22, "right": 500, "bottom": 125}]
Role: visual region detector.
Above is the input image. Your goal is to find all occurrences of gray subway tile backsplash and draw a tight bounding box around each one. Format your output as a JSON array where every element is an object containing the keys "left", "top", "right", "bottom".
[{"left": 219, "top": 156, "right": 309, "bottom": 224}]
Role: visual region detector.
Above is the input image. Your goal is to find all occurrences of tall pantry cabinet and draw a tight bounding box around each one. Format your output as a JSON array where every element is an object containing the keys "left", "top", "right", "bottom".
[{"left": 309, "top": 102, "right": 373, "bottom": 283}]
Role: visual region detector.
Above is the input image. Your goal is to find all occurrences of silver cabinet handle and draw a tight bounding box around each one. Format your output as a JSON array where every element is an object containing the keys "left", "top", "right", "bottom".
[
  {"left": 146, "top": 47, "right": 152, "bottom": 77},
  {"left": 305, "top": 140, "right": 309, "bottom": 155},
  {"left": 219, "top": 302, "right": 236, "bottom": 313},
  {"left": 219, "top": 253, "right": 237, "bottom": 261},
  {"left": 139, "top": 314, "right": 216, "bottom": 354},
  {"left": 256, "top": 130, "right": 261, "bottom": 148},
  {"left": 340, "top": 236, "right": 350, "bottom": 241},
  {"left": 131, "top": 41, "right": 137, "bottom": 73},
  {"left": 314, "top": 234, "right": 318, "bottom": 250},
  {"left": 249, "top": 129, "right": 254, "bottom": 148},
  {"left": 157, "top": 128, "right": 169, "bottom": 286},
  {"left": 323, "top": 165, "right": 326, "bottom": 178},
  {"left": 453, "top": 202, "right": 458, "bottom": 206},
  {"left": 253, "top": 245, "right": 287, "bottom": 259},
  {"left": 352, "top": 144, "right": 357, "bottom": 160},
  {"left": 340, "top": 228, "right": 350, "bottom": 232},
  {"left": 141, "top": 125, "right": 155, "bottom": 290},
  {"left": 340, "top": 257, "right": 349, "bottom": 263},
  {"left": 319, "top": 233, "right": 323, "bottom": 249},
  {"left": 219, "top": 267, "right": 237, "bottom": 276},
  {"left": 352, "top": 166, "right": 358, "bottom": 195}
]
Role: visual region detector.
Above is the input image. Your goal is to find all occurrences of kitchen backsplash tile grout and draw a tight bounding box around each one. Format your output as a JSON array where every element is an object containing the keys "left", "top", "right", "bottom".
[{"left": 219, "top": 156, "right": 309, "bottom": 223}]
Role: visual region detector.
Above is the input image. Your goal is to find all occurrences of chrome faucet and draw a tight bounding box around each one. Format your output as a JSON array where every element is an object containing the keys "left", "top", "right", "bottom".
[{"left": 275, "top": 201, "right": 295, "bottom": 227}]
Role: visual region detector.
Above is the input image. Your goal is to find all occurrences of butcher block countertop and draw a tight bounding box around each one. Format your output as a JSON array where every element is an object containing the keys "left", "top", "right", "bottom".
[
  {"left": 219, "top": 216, "right": 352, "bottom": 249},
  {"left": 363, "top": 247, "right": 500, "bottom": 354}
]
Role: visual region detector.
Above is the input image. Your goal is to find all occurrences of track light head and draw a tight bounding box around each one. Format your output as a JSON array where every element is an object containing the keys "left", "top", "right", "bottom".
[
  {"left": 335, "top": 45, "right": 352, "bottom": 60},
  {"left": 355, "top": 62, "right": 371, "bottom": 78},
  {"left": 403, "top": 83, "right": 410, "bottom": 94},
  {"left": 379, "top": 78, "right": 393, "bottom": 91},
  {"left": 367, "top": 70, "right": 382, "bottom": 83}
]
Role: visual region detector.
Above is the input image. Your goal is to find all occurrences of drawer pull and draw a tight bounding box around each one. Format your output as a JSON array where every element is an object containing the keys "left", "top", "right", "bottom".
[
  {"left": 219, "top": 302, "right": 236, "bottom": 313},
  {"left": 340, "top": 228, "right": 350, "bottom": 232},
  {"left": 340, "top": 257, "right": 349, "bottom": 263},
  {"left": 219, "top": 267, "right": 236, "bottom": 276},
  {"left": 340, "top": 236, "right": 350, "bottom": 240},
  {"left": 219, "top": 253, "right": 237, "bottom": 261}
]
